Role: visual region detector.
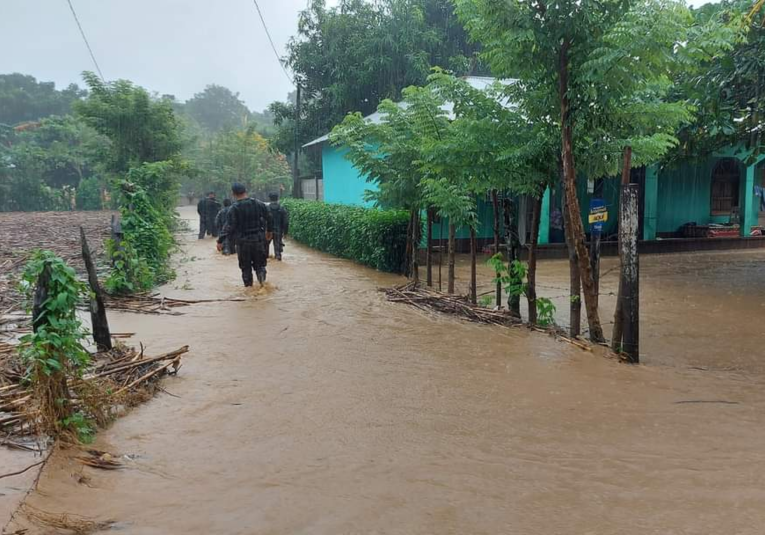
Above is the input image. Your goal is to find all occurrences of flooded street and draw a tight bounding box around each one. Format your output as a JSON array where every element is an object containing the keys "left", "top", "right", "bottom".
[
  {"left": 10, "top": 206, "right": 765, "bottom": 534},
  {"left": 457, "top": 248, "right": 765, "bottom": 373}
]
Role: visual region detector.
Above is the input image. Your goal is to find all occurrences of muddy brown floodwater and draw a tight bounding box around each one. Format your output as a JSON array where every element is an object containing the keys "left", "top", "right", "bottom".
[{"left": 8, "top": 206, "right": 765, "bottom": 534}]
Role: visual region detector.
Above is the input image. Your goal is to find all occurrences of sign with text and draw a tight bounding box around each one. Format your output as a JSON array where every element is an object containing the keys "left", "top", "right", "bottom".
[{"left": 589, "top": 199, "right": 607, "bottom": 233}]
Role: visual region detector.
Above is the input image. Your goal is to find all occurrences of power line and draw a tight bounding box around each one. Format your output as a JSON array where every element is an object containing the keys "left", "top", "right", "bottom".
[
  {"left": 252, "top": 0, "right": 294, "bottom": 86},
  {"left": 65, "top": 0, "right": 105, "bottom": 81}
]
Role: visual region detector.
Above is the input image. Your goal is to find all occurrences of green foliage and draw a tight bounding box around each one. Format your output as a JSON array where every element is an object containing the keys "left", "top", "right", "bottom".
[
  {"left": 489, "top": 255, "right": 527, "bottom": 299},
  {"left": 73, "top": 74, "right": 184, "bottom": 294},
  {"left": 62, "top": 412, "right": 95, "bottom": 444},
  {"left": 104, "top": 237, "right": 153, "bottom": 294},
  {"left": 0, "top": 114, "right": 108, "bottom": 212},
  {"left": 106, "top": 180, "right": 175, "bottom": 294},
  {"left": 535, "top": 297, "right": 556, "bottom": 327},
  {"left": 283, "top": 199, "right": 409, "bottom": 273},
  {"left": 182, "top": 126, "right": 291, "bottom": 201},
  {"left": 487, "top": 254, "right": 556, "bottom": 326},
  {"left": 269, "top": 0, "right": 483, "bottom": 158},
  {"left": 18, "top": 251, "right": 90, "bottom": 377},
  {"left": 454, "top": 0, "right": 720, "bottom": 176},
  {"left": 75, "top": 72, "right": 183, "bottom": 174},
  {"left": 0, "top": 73, "right": 85, "bottom": 125},
  {"left": 672, "top": 1, "right": 763, "bottom": 161},
  {"left": 125, "top": 161, "right": 182, "bottom": 221},
  {"left": 478, "top": 295, "right": 494, "bottom": 307},
  {"left": 185, "top": 84, "right": 251, "bottom": 133},
  {"left": 75, "top": 176, "right": 104, "bottom": 210}
]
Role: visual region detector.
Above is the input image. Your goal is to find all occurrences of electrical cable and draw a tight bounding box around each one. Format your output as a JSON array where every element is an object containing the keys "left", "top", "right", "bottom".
[
  {"left": 65, "top": 0, "right": 105, "bottom": 81},
  {"left": 252, "top": 0, "right": 294, "bottom": 85}
]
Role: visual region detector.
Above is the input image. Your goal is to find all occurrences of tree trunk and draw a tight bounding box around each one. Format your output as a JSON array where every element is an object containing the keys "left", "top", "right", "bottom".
[
  {"left": 559, "top": 39, "right": 604, "bottom": 342},
  {"left": 447, "top": 223, "right": 456, "bottom": 294},
  {"left": 612, "top": 146, "right": 632, "bottom": 351},
  {"left": 491, "top": 189, "right": 502, "bottom": 308},
  {"left": 81, "top": 227, "right": 112, "bottom": 351},
  {"left": 469, "top": 226, "right": 477, "bottom": 304},
  {"left": 527, "top": 195, "right": 542, "bottom": 325},
  {"left": 426, "top": 207, "right": 433, "bottom": 287},
  {"left": 503, "top": 198, "right": 521, "bottom": 318},
  {"left": 562, "top": 188, "right": 581, "bottom": 337}
]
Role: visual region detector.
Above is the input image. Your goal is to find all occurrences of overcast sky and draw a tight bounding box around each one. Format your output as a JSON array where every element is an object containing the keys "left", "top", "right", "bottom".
[{"left": 2, "top": 0, "right": 712, "bottom": 112}]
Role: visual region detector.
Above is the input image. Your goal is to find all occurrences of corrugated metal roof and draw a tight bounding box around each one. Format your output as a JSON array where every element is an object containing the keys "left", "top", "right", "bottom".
[{"left": 302, "top": 76, "right": 515, "bottom": 149}]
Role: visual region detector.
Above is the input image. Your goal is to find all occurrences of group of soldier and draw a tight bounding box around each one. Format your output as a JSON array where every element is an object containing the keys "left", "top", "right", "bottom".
[{"left": 197, "top": 183, "right": 289, "bottom": 288}]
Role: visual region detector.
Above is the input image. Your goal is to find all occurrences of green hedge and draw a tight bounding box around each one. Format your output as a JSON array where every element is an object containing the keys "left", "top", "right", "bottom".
[{"left": 282, "top": 199, "right": 409, "bottom": 273}]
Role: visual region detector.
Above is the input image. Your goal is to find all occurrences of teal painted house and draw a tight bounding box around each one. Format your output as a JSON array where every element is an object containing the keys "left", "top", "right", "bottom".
[{"left": 304, "top": 82, "right": 765, "bottom": 249}]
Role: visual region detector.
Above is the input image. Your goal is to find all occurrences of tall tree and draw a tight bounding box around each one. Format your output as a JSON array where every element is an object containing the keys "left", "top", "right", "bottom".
[
  {"left": 0, "top": 73, "right": 85, "bottom": 125},
  {"left": 672, "top": 0, "right": 761, "bottom": 160},
  {"left": 184, "top": 127, "right": 291, "bottom": 201},
  {"left": 75, "top": 72, "right": 182, "bottom": 174},
  {"left": 455, "top": 0, "right": 718, "bottom": 342},
  {"left": 185, "top": 84, "right": 252, "bottom": 134},
  {"left": 271, "top": 0, "right": 483, "bottom": 156}
]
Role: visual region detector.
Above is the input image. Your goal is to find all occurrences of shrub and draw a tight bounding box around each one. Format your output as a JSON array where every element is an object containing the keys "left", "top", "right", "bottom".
[
  {"left": 76, "top": 176, "right": 103, "bottom": 210},
  {"left": 282, "top": 199, "right": 409, "bottom": 273},
  {"left": 105, "top": 179, "right": 175, "bottom": 294}
]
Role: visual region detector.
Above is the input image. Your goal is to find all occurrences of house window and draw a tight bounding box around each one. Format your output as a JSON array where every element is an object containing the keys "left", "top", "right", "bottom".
[{"left": 710, "top": 158, "right": 740, "bottom": 215}]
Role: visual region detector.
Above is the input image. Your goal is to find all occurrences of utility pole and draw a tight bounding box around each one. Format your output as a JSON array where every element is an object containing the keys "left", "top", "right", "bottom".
[{"left": 293, "top": 84, "right": 302, "bottom": 199}]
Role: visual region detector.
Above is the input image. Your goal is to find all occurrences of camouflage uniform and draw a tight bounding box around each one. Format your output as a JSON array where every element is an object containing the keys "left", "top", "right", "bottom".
[
  {"left": 219, "top": 197, "right": 273, "bottom": 286},
  {"left": 266, "top": 201, "right": 290, "bottom": 260}
]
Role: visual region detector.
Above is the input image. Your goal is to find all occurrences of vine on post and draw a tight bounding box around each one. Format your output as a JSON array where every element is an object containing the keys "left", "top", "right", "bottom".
[
  {"left": 106, "top": 177, "right": 176, "bottom": 294},
  {"left": 19, "top": 250, "right": 93, "bottom": 441}
]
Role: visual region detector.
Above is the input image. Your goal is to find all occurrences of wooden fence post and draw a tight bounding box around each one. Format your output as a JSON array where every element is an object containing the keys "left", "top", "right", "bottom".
[
  {"left": 619, "top": 184, "right": 640, "bottom": 362},
  {"left": 426, "top": 207, "right": 433, "bottom": 287},
  {"left": 81, "top": 227, "right": 112, "bottom": 351}
]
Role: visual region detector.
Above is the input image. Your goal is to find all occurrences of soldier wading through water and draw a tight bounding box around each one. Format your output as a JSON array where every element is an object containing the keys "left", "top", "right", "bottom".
[
  {"left": 266, "top": 192, "right": 289, "bottom": 261},
  {"left": 215, "top": 198, "right": 235, "bottom": 255},
  {"left": 217, "top": 183, "right": 273, "bottom": 287},
  {"left": 197, "top": 191, "right": 221, "bottom": 239}
]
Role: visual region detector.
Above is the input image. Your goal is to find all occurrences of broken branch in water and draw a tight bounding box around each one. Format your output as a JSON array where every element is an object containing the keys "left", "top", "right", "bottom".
[{"left": 0, "top": 459, "right": 47, "bottom": 480}]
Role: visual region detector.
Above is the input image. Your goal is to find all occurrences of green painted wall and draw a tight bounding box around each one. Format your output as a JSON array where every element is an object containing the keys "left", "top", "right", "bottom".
[
  {"left": 656, "top": 157, "right": 740, "bottom": 233},
  {"left": 431, "top": 197, "right": 498, "bottom": 240}
]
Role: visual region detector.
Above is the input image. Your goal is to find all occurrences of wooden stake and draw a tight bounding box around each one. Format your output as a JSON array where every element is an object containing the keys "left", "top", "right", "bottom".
[
  {"left": 491, "top": 190, "right": 502, "bottom": 308},
  {"left": 619, "top": 184, "right": 640, "bottom": 363},
  {"left": 612, "top": 146, "right": 632, "bottom": 352},
  {"left": 504, "top": 197, "right": 521, "bottom": 317},
  {"left": 527, "top": 195, "right": 542, "bottom": 325},
  {"left": 426, "top": 207, "right": 433, "bottom": 287},
  {"left": 469, "top": 226, "right": 477, "bottom": 305},
  {"left": 447, "top": 223, "right": 456, "bottom": 294},
  {"left": 81, "top": 227, "right": 111, "bottom": 351}
]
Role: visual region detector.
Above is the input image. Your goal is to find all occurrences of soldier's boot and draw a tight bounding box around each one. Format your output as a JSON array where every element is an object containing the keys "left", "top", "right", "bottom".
[{"left": 256, "top": 268, "right": 267, "bottom": 286}]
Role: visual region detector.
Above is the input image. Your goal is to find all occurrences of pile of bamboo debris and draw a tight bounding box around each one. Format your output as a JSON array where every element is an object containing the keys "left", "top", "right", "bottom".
[
  {"left": 383, "top": 282, "right": 523, "bottom": 327},
  {"left": 0, "top": 344, "right": 188, "bottom": 437},
  {"left": 384, "top": 283, "right": 595, "bottom": 352}
]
